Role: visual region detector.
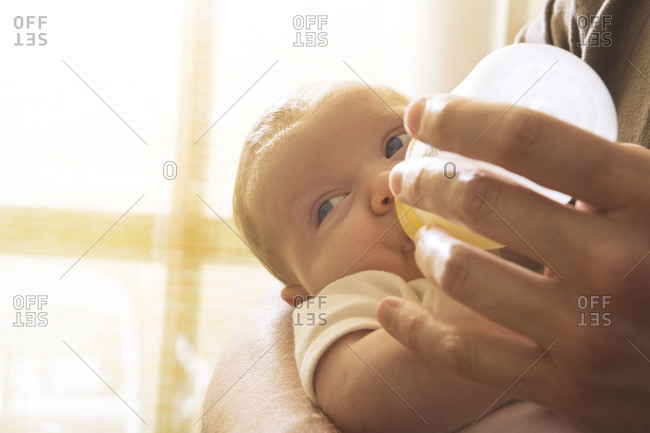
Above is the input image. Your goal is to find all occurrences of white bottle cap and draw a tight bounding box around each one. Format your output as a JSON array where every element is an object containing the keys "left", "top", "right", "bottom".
[
  {"left": 397, "top": 43, "right": 618, "bottom": 248},
  {"left": 453, "top": 43, "right": 617, "bottom": 141}
]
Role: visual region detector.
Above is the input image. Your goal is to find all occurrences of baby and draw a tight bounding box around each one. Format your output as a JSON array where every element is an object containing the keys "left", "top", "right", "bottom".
[{"left": 233, "top": 81, "right": 580, "bottom": 433}]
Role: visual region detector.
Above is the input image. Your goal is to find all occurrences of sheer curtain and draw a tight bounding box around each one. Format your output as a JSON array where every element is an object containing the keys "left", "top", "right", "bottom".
[{"left": 0, "top": 0, "right": 544, "bottom": 431}]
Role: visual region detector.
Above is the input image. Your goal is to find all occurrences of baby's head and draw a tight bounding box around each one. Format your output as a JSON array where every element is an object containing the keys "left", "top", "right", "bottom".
[{"left": 234, "top": 81, "right": 423, "bottom": 304}]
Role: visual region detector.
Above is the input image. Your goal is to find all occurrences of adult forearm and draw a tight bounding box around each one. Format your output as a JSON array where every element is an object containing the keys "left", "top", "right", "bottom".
[
  {"left": 201, "top": 288, "right": 339, "bottom": 433},
  {"left": 314, "top": 328, "right": 506, "bottom": 433}
]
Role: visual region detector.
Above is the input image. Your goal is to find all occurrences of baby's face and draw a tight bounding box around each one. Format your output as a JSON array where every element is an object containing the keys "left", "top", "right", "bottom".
[{"left": 259, "top": 83, "right": 423, "bottom": 295}]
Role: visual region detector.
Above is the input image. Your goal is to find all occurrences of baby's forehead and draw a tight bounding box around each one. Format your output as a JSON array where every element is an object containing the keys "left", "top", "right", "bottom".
[{"left": 320, "top": 82, "right": 410, "bottom": 112}]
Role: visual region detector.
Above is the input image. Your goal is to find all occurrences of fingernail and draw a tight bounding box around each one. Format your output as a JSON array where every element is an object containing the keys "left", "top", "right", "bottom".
[
  {"left": 404, "top": 97, "right": 425, "bottom": 136},
  {"left": 389, "top": 162, "right": 405, "bottom": 196},
  {"left": 377, "top": 296, "right": 404, "bottom": 328}
]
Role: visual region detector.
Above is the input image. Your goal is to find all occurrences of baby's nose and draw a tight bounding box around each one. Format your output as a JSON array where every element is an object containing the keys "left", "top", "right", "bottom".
[{"left": 370, "top": 171, "right": 394, "bottom": 216}]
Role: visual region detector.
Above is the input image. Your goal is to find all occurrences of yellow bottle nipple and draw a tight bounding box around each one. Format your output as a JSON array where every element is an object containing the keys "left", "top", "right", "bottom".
[{"left": 395, "top": 197, "right": 503, "bottom": 249}]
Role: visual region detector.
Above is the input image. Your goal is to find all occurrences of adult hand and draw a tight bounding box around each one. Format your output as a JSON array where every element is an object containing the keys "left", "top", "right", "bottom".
[{"left": 377, "top": 95, "right": 650, "bottom": 432}]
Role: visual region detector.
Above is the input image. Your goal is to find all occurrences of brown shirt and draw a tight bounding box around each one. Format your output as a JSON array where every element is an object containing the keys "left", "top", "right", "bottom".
[{"left": 516, "top": 0, "right": 650, "bottom": 148}]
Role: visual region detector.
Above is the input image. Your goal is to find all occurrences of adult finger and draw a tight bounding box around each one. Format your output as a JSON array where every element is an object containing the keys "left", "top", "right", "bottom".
[
  {"left": 377, "top": 296, "right": 650, "bottom": 432},
  {"left": 376, "top": 296, "right": 554, "bottom": 398},
  {"left": 404, "top": 95, "right": 650, "bottom": 211},
  {"left": 390, "top": 156, "right": 608, "bottom": 273},
  {"left": 413, "top": 225, "right": 568, "bottom": 343}
]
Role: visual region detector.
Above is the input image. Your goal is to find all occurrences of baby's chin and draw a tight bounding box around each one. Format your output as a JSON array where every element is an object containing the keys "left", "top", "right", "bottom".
[
  {"left": 400, "top": 267, "right": 425, "bottom": 282},
  {"left": 395, "top": 250, "right": 425, "bottom": 282}
]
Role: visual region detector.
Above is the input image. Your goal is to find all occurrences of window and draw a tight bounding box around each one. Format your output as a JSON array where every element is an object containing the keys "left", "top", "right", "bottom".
[{"left": 1, "top": 0, "right": 544, "bottom": 431}]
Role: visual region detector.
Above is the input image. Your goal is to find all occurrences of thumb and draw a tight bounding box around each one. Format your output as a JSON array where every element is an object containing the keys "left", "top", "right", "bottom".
[{"left": 376, "top": 296, "right": 441, "bottom": 355}]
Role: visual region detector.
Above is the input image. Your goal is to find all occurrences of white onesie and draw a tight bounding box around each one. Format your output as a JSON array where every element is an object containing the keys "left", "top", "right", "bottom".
[{"left": 292, "top": 270, "right": 582, "bottom": 432}]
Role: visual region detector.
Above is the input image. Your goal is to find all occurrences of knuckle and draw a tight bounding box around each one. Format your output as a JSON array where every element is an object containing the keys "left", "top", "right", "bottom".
[
  {"left": 500, "top": 108, "right": 543, "bottom": 158},
  {"left": 439, "top": 244, "right": 473, "bottom": 300},
  {"left": 580, "top": 235, "right": 644, "bottom": 287},
  {"left": 407, "top": 159, "right": 440, "bottom": 208},
  {"left": 439, "top": 332, "right": 477, "bottom": 377},
  {"left": 458, "top": 170, "right": 502, "bottom": 225},
  {"left": 402, "top": 308, "right": 433, "bottom": 352},
  {"left": 425, "top": 96, "right": 466, "bottom": 145},
  {"left": 409, "top": 162, "right": 427, "bottom": 199}
]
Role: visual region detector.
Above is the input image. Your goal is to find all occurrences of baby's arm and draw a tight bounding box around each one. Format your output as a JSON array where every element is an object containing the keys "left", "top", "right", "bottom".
[{"left": 314, "top": 326, "right": 505, "bottom": 433}]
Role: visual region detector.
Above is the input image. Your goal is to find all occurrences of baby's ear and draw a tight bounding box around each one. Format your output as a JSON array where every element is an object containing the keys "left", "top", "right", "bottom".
[{"left": 281, "top": 285, "right": 309, "bottom": 307}]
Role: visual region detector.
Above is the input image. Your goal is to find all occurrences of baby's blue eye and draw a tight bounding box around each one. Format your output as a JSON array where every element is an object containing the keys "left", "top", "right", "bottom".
[
  {"left": 317, "top": 195, "right": 345, "bottom": 224},
  {"left": 385, "top": 133, "right": 410, "bottom": 158}
]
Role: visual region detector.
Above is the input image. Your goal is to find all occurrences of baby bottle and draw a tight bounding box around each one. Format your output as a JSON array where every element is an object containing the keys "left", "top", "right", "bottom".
[{"left": 396, "top": 43, "right": 618, "bottom": 249}]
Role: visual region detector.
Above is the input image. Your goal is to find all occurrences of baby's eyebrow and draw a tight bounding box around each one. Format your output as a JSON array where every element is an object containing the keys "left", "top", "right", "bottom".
[{"left": 367, "top": 100, "right": 407, "bottom": 120}]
